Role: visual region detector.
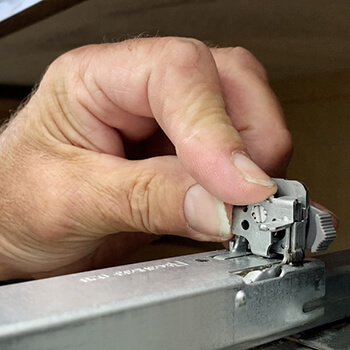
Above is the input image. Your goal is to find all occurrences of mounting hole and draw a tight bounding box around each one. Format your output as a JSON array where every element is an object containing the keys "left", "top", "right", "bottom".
[
  {"left": 243, "top": 206, "right": 248, "bottom": 212},
  {"left": 241, "top": 220, "right": 250, "bottom": 230}
]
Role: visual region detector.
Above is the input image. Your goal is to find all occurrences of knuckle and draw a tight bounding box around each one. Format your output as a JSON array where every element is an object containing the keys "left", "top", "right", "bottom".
[
  {"left": 44, "top": 50, "right": 76, "bottom": 85},
  {"left": 156, "top": 37, "right": 210, "bottom": 69},
  {"left": 42, "top": 45, "right": 98, "bottom": 94},
  {"left": 127, "top": 169, "right": 160, "bottom": 233},
  {"left": 37, "top": 45, "right": 101, "bottom": 131},
  {"left": 230, "top": 46, "right": 268, "bottom": 81},
  {"left": 47, "top": 45, "right": 93, "bottom": 73}
]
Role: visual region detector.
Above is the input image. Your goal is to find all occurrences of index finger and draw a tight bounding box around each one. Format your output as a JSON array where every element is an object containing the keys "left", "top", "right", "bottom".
[{"left": 42, "top": 37, "right": 277, "bottom": 205}]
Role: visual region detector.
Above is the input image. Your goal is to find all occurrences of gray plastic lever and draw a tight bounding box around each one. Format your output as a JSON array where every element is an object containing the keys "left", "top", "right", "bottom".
[{"left": 306, "top": 206, "right": 337, "bottom": 252}]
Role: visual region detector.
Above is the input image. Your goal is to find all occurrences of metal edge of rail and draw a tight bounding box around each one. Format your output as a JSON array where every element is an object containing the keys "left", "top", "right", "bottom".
[{"left": 0, "top": 249, "right": 348, "bottom": 350}]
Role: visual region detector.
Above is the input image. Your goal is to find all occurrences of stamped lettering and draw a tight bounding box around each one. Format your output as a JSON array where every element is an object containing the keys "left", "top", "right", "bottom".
[{"left": 79, "top": 260, "right": 189, "bottom": 283}]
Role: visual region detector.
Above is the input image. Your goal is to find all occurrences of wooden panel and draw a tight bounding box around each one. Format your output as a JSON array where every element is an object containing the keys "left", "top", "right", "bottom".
[
  {"left": 274, "top": 71, "right": 350, "bottom": 253},
  {"left": 0, "top": 0, "right": 349, "bottom": 85},
  {"left": 0, "top": 97, "right": 21, "bottom": 123}
]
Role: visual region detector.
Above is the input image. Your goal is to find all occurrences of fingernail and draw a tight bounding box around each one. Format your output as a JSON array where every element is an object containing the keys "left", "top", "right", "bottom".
[
  {"left": 232, "top": 152, "right": 276, "bottom": 188},
  {"left": 184, "top": 184, "right": 232, "bottom": 237}
]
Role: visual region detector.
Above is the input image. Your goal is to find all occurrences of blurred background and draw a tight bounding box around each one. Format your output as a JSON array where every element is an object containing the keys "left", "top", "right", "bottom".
[{"left": 0, "top": 0, "right": 349, "bottom": 261}]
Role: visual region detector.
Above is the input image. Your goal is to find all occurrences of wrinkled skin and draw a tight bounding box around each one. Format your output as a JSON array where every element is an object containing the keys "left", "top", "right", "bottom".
[{"left": 0, "top": 37, "right": 293, "bottom": 280}]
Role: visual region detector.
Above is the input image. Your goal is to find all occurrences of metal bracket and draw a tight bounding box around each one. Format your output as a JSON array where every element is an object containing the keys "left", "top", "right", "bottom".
[{"left": 231, "top": 179, "right": 336, "bottom": 263}]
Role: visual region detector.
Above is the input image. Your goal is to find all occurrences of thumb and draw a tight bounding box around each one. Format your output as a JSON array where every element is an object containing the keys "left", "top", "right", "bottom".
[{"left": 76, "top": 154, "right": 233, "bottom": 242}]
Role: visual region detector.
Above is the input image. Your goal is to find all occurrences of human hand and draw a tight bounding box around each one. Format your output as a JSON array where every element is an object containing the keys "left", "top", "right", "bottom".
[{"left": 0, "top": 37, "right": 292, "bottom": 280}]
